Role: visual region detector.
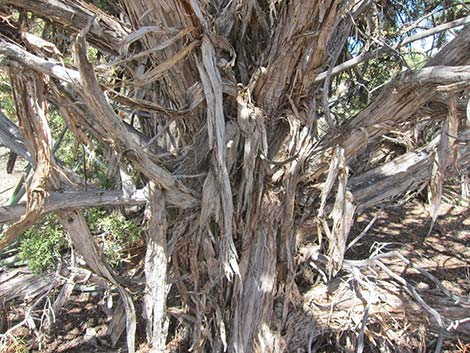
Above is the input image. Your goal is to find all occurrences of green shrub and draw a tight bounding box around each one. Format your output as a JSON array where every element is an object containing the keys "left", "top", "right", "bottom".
[
  {"left": 17, "top": 209, "right": 141, "bottom": 273},
  {"left": 19, "top": 215, "right": 69, "bottom": 274},
  {"left": 85, "top": 208, "right": 142, "bottom": 267},
  {"left": 19, "top": 208, "right": 142, "bottom": 273}
]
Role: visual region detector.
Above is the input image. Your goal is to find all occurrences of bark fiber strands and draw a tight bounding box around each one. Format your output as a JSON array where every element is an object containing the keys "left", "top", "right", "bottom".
[
  {"left": 1, "top": 0, "right": 470, "bottom": 352},
  {"left": 1, "top": 0, "right": 128, "bottom": 54},
  {"left": 236, "top": 91, "right": 267, "bottom": 216},
  {"left": 231, "top": 216, "right": 278, "bottom": 353},
  {"left": 0, "top": 268, "right": 53, "bottom": 303},
  {"left": 428, "top": 93, "right": 459, "bottom": 231},
  {"left": 0, "top": 71, "right": 51, "bottom": 249},
  {"left": 144, "top": 183, "right": 169, "bottom": 351},
  {"left": 134, "top": 39, "right": 200, "bottom": 86},
  {"left": 335, "top": 33, "right": 470, "bottom": 160},
  {"left": 119, "top": 0, "right": 200, "bottom": 110},
  {"left": 198, "top": 36, "right": 239, "bottom": 279},
  {"left": 73, "top": 23, "right": 197, "bottom": 208},
  {"left": 320, "top": 146, "right": 356, "bottom": 276},
  {"left": 254, "top": 0, "right": 342, "bottom": 113}
]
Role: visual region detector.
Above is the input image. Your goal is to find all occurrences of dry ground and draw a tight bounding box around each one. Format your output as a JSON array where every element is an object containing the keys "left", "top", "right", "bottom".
[
  {"left": 0, "top": 146, "right": 27, "bottom": 205},
  {"left": 352, "top": 201, "right": 469, "bottom": 299}
]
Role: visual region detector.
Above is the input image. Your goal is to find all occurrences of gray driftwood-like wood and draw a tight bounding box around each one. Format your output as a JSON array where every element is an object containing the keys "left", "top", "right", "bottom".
[
  {"left": 1, "top": 0, "right": 128, "bottom": 54},
  {"left": 0, "top": 268, "right": 52, "bottom": 303},
  {"left": 0, "top": 189, "right": 147, "bottom": 225},
  {"left": 351, "top": 129, "right": 470, "bottom": 211},
  {"left": 59, "top": 210, "right": 137, "bottom": 353},
  {"left": 143, "top": 183, "right": 168, "bottom": 352}
]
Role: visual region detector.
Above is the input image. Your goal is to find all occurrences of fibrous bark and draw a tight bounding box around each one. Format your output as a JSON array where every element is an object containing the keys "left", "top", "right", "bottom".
[
  {"left": 1, "top": 0, "right": 128, "bottom": 54},
  {"left": 0, "top": 70, "right": 52, "bottom": 249},
  {"left": 144, "top": 183, "right": 169, "bottom": 351}
]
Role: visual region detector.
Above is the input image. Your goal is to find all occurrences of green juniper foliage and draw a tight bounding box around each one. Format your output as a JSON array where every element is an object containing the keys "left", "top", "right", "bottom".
[
  {"left": 19, "top": 215, "right": 68, "bottom": 274},
  {"left": 18, "top": 209, "right": 142, "bottom": 274},
  {"left": 85, "top": 208, "right": 143, "bottom": 268}
]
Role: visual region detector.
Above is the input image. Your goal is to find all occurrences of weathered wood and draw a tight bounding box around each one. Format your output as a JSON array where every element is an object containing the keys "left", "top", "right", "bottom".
[
  {"left": 350, "top": 129, "right": 470, "bottom": 211},
  {"left": 230, "top": 220, "right": 277, "bottom": 353},
  {"left": 59, "top": 210, "right": 136, "bottom": 353},
  {"left": 0, "top": 268, "right": 52, "bottom": 303},
  {"left": 351, "top": 147, "right": 434, "bottom": 211},
  {"left": 143, "top": 183, "right": 168, "bottom": 352},
  {"left": 198, "top": 36, "right": 239, "bottom": 279},
  {"left": 337, "top": 65, "right": 470, "bottom": 164},
  {"left": 0, "top": 189, "right": 147, "bottom": 225},
  {"left": 301, "top": 278, "right": 470, "bottom": 344},
  {"left": 254, "top": 0, "right": 345, "bottom": 113},
  {"left": 0, "top": 40, "right": 80, "bottom": 83},
  {"left": 311, "top": 26, "right": 470, "bottom": 173},
  {"left": 314, "top": 17, "right": 470, "bottom": 83},
  {"left": 0, "top": 71, "right": 52, "bottom": 249},
  {"left": 119, "top": 0, "right": 200, "bottom": 107},
  {"left": 73, "top": 24, "right": 198, "bottom": 208},
  {"left": 1, "top": 1, "right": 470, "bottom": 352},
  {"left": 0, "top": 38, "right": 199, "bottom": 208},
  {"left": 1, "top": 0, "right": 128, "bottom": 54},
  {"left": 428, "top": 93, "right": 459, "bottom": 228}
]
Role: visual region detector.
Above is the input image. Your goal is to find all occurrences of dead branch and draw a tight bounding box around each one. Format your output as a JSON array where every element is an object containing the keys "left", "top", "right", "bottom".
[
  {"left": 73, "top": 23, "right": 197, "bottom": 208},
  {"left": 350, "top": 128, "right": 470, "bottom": 211},
  {"left": 143, "top": 182, "right": 168, "bottom": 351},
  {"left": 0, "top": 71, "right": 52, "bottom": 249},
  {"left": 0, "top": 268, "right": 53, "bottom": 303},
  {"left": 1, "top": 0, "right": 128, "bottom": 54},
  {"left": 0, "top": 189, "right": 147, "bottom": 225},
  {"left": 0, "top": 1, "right": 469, "bottom": 352},
  {"left": 314, "top": 16, "right": 470, "bottom": 83}
]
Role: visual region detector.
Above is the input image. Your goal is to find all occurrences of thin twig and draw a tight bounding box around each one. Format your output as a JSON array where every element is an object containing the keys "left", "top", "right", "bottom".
[
  {"left": 315, "top": 16, "right": 470, "bottom": 83},
  {"left": 346, "top": 213, "right": 378, "bottom": 251}
]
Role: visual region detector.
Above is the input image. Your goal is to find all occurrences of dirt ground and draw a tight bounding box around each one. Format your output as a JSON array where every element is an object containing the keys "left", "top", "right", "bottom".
[
  {"left": 0, "top": 146, "right": 28, "bottom": 205},
  {"left": 352, "top": 201, "right": 470, "bottom": 298}
]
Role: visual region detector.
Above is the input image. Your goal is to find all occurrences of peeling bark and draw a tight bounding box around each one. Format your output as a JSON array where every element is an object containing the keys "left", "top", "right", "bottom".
[
  {"left": 144, "top": 183, "right": 169, "bottom": 351},
  {"left": 1, "top": 0, "right": 128, "bottom": 54},
  {"left": 0, "top": 70, "right": 51, "bottom": 248}
]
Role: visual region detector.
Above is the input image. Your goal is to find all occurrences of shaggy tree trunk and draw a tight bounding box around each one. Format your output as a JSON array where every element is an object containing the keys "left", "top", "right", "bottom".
[{"left": 0, "top": 1, "right": 469, "bottom": 352}]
